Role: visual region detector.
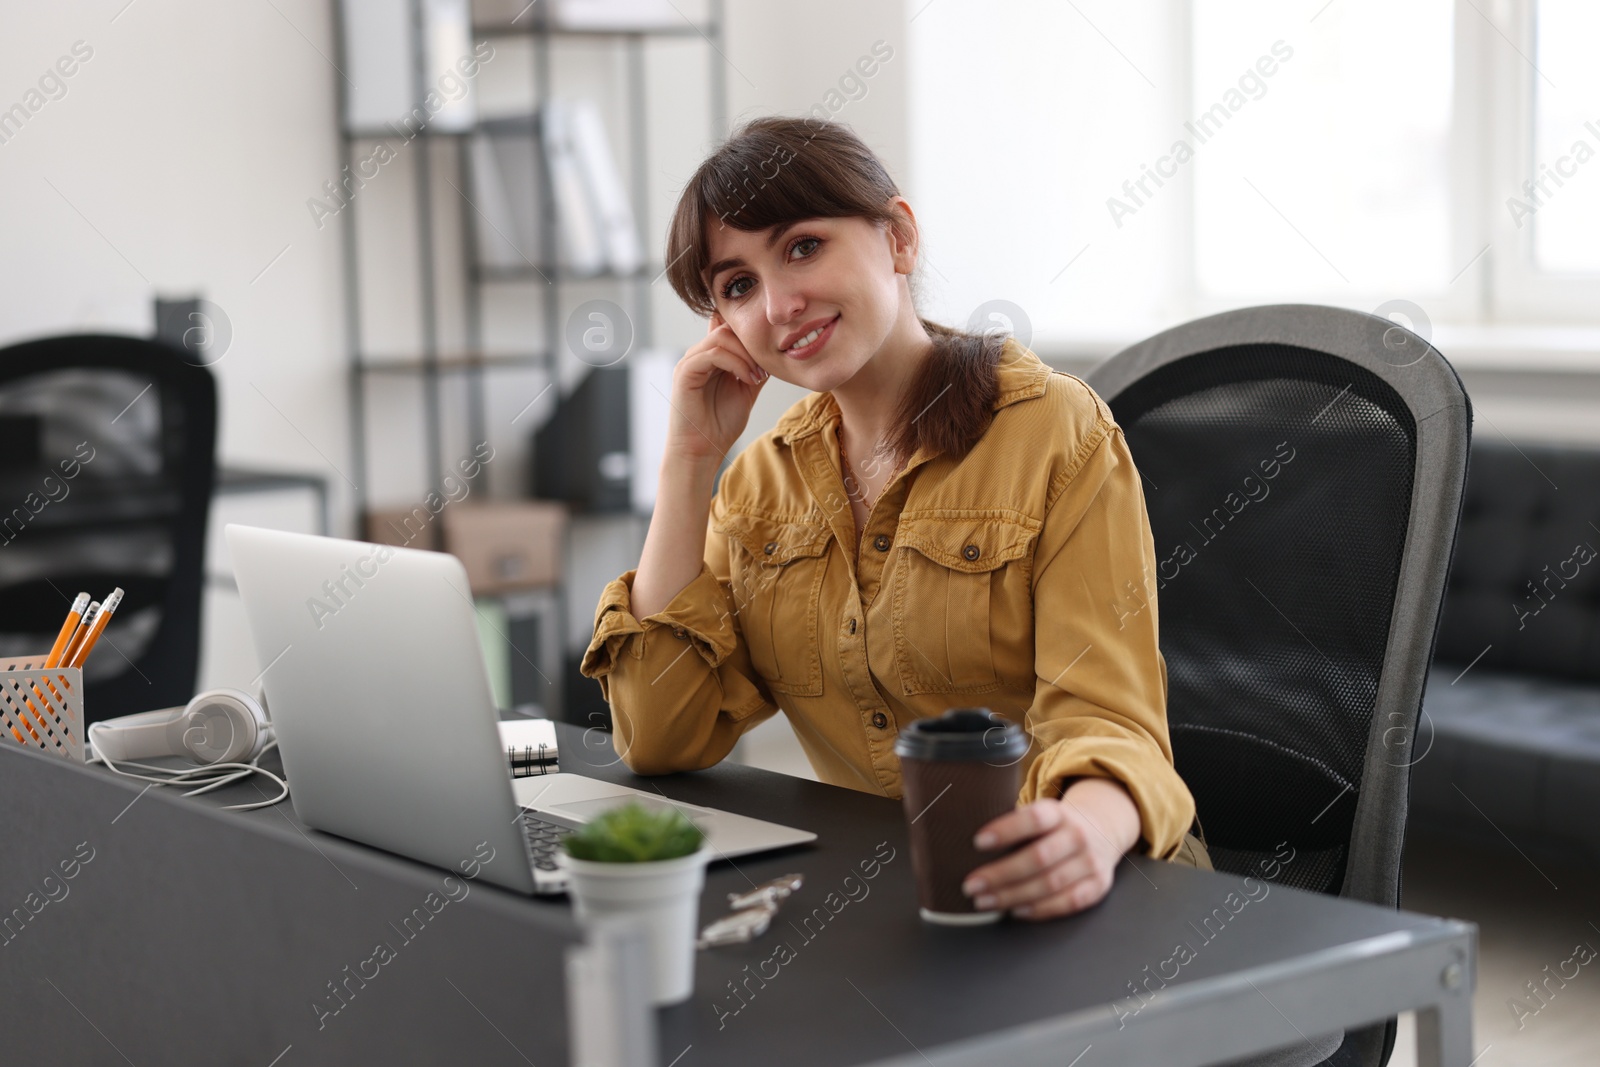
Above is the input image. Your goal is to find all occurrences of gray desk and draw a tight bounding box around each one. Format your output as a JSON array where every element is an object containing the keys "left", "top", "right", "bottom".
[
  {"left": 1, "top": 723, "right": 1476, "bottom": 1067},
  {"left": 0, "top": 740, "right": 581, "bottom": 1066}
]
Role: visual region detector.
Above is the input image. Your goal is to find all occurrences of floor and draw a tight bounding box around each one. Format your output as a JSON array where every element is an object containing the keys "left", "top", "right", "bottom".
[
  {"left": 1389, "top": 828, "right": 1600, "bottom": 1067},
  {"left": 728, "top": 717, "right": 1600, "bottom": 1067}
]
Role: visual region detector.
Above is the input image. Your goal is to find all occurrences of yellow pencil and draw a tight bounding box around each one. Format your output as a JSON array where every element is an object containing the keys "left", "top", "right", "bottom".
[
  {"left": 32, "top": 590, "right": 91, "bottom": 714},
  {"left": 68, "top": 588, "right": 123, "bottom": 670},
  {"left": 45, "top": 593, "right": 90, "bottom": 668},
  {"left": 58, "top": 600, "right": 99, "bottom": 673}
]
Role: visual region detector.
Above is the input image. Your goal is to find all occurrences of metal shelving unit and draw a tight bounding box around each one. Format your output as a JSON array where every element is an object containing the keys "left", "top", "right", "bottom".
[{"left": 332, "top": 0, "right": 728, "bottom": 524}]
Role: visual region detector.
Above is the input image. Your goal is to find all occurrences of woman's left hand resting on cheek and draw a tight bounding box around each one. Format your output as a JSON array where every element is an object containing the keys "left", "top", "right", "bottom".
[{"left": 961, "top": 776, "right": 1143, "bottom": 920}]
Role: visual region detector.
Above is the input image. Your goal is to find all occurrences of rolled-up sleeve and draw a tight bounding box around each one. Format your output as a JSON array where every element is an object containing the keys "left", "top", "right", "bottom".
[
  {"left": 1018, "top": 419, "right": 1197, "bottom": 860},
  {"left": 579, "top": 494, "right": 779, "bottom": 775}
]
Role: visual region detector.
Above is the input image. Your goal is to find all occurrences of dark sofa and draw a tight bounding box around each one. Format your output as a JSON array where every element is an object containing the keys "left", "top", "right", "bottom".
[{"left": 1410, "top": 438, "right": 1600, "bottom": 862}]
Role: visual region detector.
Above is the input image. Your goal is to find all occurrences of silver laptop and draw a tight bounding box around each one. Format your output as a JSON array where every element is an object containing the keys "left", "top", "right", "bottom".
[{"left": 225, "top": 524, "right": 815, "bottom": 895}]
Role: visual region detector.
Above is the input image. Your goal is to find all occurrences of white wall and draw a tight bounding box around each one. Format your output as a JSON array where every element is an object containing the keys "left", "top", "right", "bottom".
[
  {"left": 0, "top": 0, "right": 911, "bottom": 696},
  {"left": 0, "top": 0, "right": 909, "bottom": 519},
  {"left": 0, "top": 1, "right": 352, "bottom": 514}
]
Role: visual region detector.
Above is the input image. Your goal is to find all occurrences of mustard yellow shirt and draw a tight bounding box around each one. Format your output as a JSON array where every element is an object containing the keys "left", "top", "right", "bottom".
[{"left": 581, "top": 340, "right": 1199, "bottom": 860}]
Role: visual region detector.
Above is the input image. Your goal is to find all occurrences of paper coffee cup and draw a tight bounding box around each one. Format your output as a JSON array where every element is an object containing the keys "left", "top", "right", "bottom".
[{"left": 894, "top": 708, "right": 1027, "bottom": 925}]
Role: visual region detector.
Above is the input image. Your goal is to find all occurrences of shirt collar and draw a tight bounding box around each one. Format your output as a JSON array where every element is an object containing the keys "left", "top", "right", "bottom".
[{"left": 773, "top": 336, "right": 1053, "bottom": 446}]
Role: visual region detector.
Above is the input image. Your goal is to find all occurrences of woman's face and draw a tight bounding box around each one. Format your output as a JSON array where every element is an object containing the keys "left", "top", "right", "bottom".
[{"left": 701, "top": 208, "right": 916, "bottom": 393}]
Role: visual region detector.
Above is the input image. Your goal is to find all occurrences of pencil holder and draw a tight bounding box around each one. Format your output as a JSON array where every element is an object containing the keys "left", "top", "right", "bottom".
[{"left": 0, "top": 654, "right": 85, "bottom": 763}]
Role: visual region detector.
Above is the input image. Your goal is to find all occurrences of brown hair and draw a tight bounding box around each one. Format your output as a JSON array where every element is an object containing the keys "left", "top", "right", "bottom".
[{"left": 664, "top": 115, "right": 1002, "bottom": 465}]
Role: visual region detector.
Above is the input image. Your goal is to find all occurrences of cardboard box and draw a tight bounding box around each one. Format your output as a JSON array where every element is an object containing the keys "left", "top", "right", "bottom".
[
  {"left": 442, "top": 500, "right": 568, "bottom": 594},
  {"left": 364, "top": 500, "right": 568, "bottom": 593},
  {"left": 364, "top": 504, "right": 446, "bottom": 551}
]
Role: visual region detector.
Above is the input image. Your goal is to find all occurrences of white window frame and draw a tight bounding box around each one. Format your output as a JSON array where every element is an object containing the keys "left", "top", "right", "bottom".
[
  {"left": 1179, "top": 0, "right": 1598, "bottom": 349},
  {"left": 910, "top": 0, "right": 1600, "bottom": 367},
  {"left": 1184, "top": 0, "right": 1478, "bottom": 327},
  {"left": 1482, "top": 0, "right": 1600, "bottom": 322}
]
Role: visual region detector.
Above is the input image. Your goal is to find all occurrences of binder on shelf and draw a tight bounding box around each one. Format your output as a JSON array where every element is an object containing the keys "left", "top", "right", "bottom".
[
  {"left": 468, "top": 130, "right": 537, "bottom": 271},
  {"left": 338, "top": 0, "right": 477, "bottom": 133},
  {"left": 529, "top": 348, "right": 674, "bottom": 513},
  {"left": 498, "top": 717, "right": 558, "bottom": 777},
  {"left": 470, "top": 100, "right": 642, "bottom": 277},
  {"left": 568, "top": 98, "right": 643, "bottom": 274},
  {"left": 539, "top": 98, "right": 607, "bottom": 276},
  {"left": 551, "top": 0, "right": 681, "bottom": 30},
  {"left": 531, "top": 363, "right": 631, "bottom": 512}
]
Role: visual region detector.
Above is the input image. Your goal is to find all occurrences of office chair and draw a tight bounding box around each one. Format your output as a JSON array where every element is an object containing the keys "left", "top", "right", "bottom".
[
  {"left": 1087, "top": 305, "right": 1472, "bottom": 1067},
  {"left": 0, "top": 333, "right": 216, "bottom": 724}
]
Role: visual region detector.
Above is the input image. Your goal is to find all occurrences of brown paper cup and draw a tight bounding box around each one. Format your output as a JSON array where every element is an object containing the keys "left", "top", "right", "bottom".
[{"left": 895, "top": 708, "right": 1026, "bottom": 925}]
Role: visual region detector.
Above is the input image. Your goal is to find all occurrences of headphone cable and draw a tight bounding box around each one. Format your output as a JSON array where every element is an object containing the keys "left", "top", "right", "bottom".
[{"left": 86, "top": 724, "right": 290, "bottom": 811}]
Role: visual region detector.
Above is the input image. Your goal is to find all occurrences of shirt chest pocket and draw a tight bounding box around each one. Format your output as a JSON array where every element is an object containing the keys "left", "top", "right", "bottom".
[
  {"left": 717, "top": 512, "right": 833, "bottom": 697},
  {"left": 889, "top": 515, "right": 1038, "bottom": 695}
]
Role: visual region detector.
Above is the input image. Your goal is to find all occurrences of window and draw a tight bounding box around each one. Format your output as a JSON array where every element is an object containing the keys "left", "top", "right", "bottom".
[
  {"left": 1190, "top": 0, "right": 1455, "bottom": 302},
  {"left": 907, "top": 0, "right": 1600, "bottom": 352},
  {"left": 1530, "top": 0, "right": 1600, "bottom": 275}
]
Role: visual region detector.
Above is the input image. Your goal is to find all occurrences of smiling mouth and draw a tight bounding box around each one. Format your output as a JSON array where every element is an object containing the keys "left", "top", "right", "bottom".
[{"left": 783, "top": 315, "right": 839, "bottom": 359}]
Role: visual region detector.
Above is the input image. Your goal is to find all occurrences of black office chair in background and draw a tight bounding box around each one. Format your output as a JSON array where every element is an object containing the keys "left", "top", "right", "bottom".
[
  {"left": 1088, "top": 305, "right": 1472, "bottom": 1067},
  {"left": 0, "top": 334, "right": 216, "bottom": 724}
]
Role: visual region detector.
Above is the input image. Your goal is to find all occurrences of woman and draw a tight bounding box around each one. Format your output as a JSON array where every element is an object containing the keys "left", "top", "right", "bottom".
[{"left": 581, "top": 116, "right": 1210, "bottom": 921}]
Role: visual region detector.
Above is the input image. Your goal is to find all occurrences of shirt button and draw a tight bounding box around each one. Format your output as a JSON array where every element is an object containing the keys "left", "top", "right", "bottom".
[
  {"left": 873, "top": 534, "right": 891, "bottom": 552},
  {"left": 871, "top": 711, "right": 889, "bottom": 729},
  {"left": 673, "top": 627, "right": 687, "bottom": 639},
  {"left": 962, "top": 544, "right": 981, "bottom": 561},
  {"left": 848, "top": 618, "right": 857, "bottom": 634},
  {"left": 764, "top": 541, "right": 778, "bottom": 555}
]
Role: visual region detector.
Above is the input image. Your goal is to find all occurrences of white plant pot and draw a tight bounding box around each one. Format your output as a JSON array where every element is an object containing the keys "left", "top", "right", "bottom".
[{"left": 558, "top": 845, "right": 711, "bottom": 1006}]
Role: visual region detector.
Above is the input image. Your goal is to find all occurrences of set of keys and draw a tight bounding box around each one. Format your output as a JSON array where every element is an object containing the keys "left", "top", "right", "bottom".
[{"left": 696, "top": 873, "right": 805, "bottom": 949}]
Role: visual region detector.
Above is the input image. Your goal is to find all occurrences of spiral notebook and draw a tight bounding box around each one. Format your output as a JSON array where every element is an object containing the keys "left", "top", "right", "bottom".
[{"left": 497, "top": 718, "right": 558, "bottom": 778}]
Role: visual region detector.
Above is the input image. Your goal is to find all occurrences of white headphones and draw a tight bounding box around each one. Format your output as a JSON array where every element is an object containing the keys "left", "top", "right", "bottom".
[
  {"left": 87, "top": 687, "right": 288, "bottom": 811},
  {"left": 90, "top": 687, "right": 273, "bottom": 765}
]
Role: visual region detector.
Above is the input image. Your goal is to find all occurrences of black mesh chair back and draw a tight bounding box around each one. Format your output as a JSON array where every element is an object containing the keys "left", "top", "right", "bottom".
[
  {"left": 1089, "top": 306, "right": 1470, "bottom": 1067},
  {"left": 1090, "top": 306, "right": 1471, "bottom": 898},
  {"left": 0, "top": 334, "right": 216, "bottom": 723}
]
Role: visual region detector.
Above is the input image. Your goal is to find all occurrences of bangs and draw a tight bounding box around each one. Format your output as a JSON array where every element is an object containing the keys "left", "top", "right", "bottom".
[
  {"left": 659, "top": 115, "right": 1002, "bottom": 469},
  {"left": 665, "top": 117, "right": 900, "bottom": 316}
]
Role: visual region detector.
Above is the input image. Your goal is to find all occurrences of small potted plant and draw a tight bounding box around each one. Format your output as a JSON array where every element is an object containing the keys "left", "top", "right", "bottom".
[{"left": 558, "top": 801, "right": 710, "bottom": 1006}]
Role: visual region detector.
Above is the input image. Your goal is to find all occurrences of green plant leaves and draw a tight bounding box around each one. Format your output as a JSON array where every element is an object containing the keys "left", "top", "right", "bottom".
[{"left": 562, "top": 801, "right": 705, "bottom": 863}]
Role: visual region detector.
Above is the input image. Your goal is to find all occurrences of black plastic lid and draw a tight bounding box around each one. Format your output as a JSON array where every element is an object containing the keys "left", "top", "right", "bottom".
[{"left": 893, "top": 708, "right": 1027, "bottom": 762}]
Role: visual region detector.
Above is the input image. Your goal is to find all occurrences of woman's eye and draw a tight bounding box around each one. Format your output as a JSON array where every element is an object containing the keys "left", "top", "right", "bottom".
[{"left": 718, "top": 237, "right": 820, "bottom": 301}]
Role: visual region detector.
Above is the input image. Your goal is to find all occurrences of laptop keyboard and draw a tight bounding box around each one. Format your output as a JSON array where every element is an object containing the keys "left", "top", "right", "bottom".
[{"left": 519, "top": 811, "right": 575, "bottom": 872}]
